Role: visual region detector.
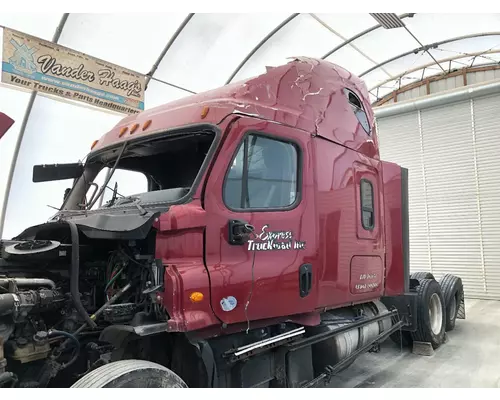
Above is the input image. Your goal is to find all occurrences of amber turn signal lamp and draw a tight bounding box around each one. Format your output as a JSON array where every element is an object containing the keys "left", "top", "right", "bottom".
[
  {"left": 90, "top": 140, "right": 99, "bottom": 150},
  {"left": 130, "top": 123, "right": 139, "bottom": 134},
  {"left": 119, "top": 126, "right": 128, "bottom": 137},
  {"left": 201, "top": 106, "right": 209, "bottom": 119},
  {"left": 189, "top": 292, "right": 204, "bottom": 303},
  {"left": 142, "top": 119, "right": 152, "bottom": 131}
]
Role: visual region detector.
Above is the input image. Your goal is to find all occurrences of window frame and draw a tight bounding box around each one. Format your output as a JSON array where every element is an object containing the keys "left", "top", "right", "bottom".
[
  {"left": 60, "top": 123, "right": 221, "bottom": 214},
  {"left": 88, "top": 166, "right": 152, "bottom": 208},
  {"left": 360, "top": 178, "right": 375, "bottom": 231},
  {"left": 344, "top": 88, "right": 371, "bottom": 136},
  {"left": 222, "top": 131, "right": 303, "bottom": 213}
]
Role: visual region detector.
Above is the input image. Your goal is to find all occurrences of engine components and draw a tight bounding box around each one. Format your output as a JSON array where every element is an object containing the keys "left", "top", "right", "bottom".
[
  {"left": 103, "top": 303, "right": 137, "bottom": 323},
  {"left": 0, "top": 289, "right": 65, "bottom": 319},
  {"left": 66, "top": 220, "right": 97, "bottom": 329},
  {"left": 4, "top": 336, "right": 51, "bottom": 364},
  {"left": 1, "top": 240, "right": 65, "bottom": 263},
  {"left": 0, "top": 337, "right": 6, "bottom": 373},
  {"left": 4, "top": 240, "right": 61, "bottom": 255},
  {"left": 0, "top": 278, "right": 56, "bottom": 290}
]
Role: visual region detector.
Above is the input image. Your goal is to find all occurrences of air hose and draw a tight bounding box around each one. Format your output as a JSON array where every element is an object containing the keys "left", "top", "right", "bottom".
[{"left": 48, "top": 329, "right": 80, "bottom": 370}]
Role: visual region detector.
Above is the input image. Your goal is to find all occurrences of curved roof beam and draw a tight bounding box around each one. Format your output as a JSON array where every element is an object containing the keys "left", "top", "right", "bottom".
[
  {"left": 369, "top": 49, "right": 500, "bottom": 91},
  {"left": 225, "top": 13, "right": 300, "bottom": 85},
  {"left": 321, "top": 13, "right": 415, "bottom": 60},
  {"left": 0, "top": 13, "right": 70, "bottom": 237},
  {"left": 359, "top": 31, "right": 500, "bottom": 78},
  {"left": 145, "top": 13, "right": 195, "bottom": 92}
]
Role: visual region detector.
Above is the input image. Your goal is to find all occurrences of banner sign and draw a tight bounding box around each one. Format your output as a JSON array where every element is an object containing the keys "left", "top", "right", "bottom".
[{"left": 2, "top": 28, "right": 145, "bottom": 114}]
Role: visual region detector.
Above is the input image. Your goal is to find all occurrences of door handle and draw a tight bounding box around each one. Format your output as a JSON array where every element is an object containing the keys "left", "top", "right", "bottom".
[
  {"left": 228, "top": 219, "right": 254, "bottom": 245},
  {"left": 299, "top": 264, "right": 313, "bottom": 298}
]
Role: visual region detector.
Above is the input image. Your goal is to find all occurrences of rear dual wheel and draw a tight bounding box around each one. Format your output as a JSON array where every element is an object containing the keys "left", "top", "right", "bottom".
[
  {"left": 438, "top": 274, "right": 464, "bottom": 332},
  {"left": 412, "top": 278, "right": 447, "bottom": 348},
  {"left": 411, "top": 271, "right": 435, "bottom": 281},
  {"left": 390, "top": 278, "right": 446, "bottom": 349}
]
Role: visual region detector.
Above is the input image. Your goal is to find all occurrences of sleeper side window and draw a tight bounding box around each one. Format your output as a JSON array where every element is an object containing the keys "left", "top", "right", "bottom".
[
  {"left": 360, "top": 179, "right": 374, "bottom": 230},
  {"left": 223, "top": 134, "right": 299, "bottom": 210},
  {"left": 344, "top": 88, "right": 371, "bottom": 135}
]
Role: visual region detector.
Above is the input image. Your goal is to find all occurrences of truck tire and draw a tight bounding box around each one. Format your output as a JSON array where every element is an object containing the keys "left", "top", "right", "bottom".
[
  {"left": 411, "top": 271, "right": 435, "bottom": 281},
  {"left": 438, "top": 274, "right": 464, "bottom": 332},
  {"left": 71, "top": 360, "right": 188, "bottom": 388},
  {"left": 411, "top": 279, "right": 446, "bottom": 349}
]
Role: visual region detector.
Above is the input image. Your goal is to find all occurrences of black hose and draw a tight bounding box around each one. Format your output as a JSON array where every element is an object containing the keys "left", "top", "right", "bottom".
[
  {"left": 48, "top": 329, "right": 80, "bottom": 370},
  {"left": 73, "top": 282, "right": 132, "bottom": 337},
  {"left": 66, "top": 220, "right": 96, "bottom": 329}
]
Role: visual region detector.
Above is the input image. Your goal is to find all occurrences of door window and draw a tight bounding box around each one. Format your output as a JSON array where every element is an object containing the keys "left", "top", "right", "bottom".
[{"left": 223, "top": 134, "right": 299, "bottom": 210}]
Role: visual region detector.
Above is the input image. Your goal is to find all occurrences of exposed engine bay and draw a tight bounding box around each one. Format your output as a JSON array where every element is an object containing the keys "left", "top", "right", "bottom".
[{"left": 0, "top": 220, "right": 164, "bottom": 388}]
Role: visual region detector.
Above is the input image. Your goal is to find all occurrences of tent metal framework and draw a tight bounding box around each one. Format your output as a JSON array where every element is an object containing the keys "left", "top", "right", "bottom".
[{"left": 1, "top": 12, "right": 500, "bottom": 237}]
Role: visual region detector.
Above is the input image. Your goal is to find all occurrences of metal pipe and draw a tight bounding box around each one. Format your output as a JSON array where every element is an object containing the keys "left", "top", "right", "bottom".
[
  {"left": 0, "top": 278, "right": 55, "bottom": 289},
  {"left": 403, "top": 25, "right": 445, "bottom": 73},
  {"left": 58, "top": 283, "right": 132, "bottom": 355},
  {"left": 235, "top": 327, "right": 305, "bottom": 353},
  {"left": 225, "top": 13, "right": 300, "bottom": 85},
  {"left": 360, "top": 31, "right": 500, "bottom": 78},
  {"left": 74, "top": 282, "right": 132, "bottom": 336},
  {"left": 145, "top": 13, "right": 195, "bottom": 90},
  {"left": 369, "top": 49, "right": 500, "bottom": 92},
  {"left": 321, "top": 13, "right": 415, "bottom": 60},
  {"left": 374, "top": 79, "right": 500, "bottom": 119},
  {"left": 234, "top": 328, "right": 305, "bottom": 357}
]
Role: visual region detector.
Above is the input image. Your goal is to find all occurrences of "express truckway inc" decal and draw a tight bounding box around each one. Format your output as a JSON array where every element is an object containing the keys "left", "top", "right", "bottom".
[{"left": 247, "top": 224, "right": 306, "bottom": 251}]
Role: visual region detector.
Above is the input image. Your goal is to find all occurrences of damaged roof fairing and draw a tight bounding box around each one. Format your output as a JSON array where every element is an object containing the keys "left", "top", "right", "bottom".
[{"left": 92, "top": 58, "right": 378, "bottom": 159}]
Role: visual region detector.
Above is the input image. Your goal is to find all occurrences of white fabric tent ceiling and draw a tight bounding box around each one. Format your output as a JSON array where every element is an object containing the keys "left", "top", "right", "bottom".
[{"left": 1, "top": 12, "right": 500, "bottom": 238}]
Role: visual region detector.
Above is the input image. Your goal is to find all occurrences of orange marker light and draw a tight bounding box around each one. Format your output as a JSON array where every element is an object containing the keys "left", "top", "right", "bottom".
[
  {"left": 201, "top": 106, "right": 209, "bottom": 119},
  {"left": 90, "top": 140, "right": 99, "bottom": 150},
  {"left": 189, "top": 292, "right": 204, "bottom": 303},
  {"left": 119, "top": 127, "right": 128, "bottom": 137},
  {"left": 142, "top": 119, "right": 152, "bottom": 131},
  {"left": 130, "top": 123, "right": 139, "bottom": 134}
]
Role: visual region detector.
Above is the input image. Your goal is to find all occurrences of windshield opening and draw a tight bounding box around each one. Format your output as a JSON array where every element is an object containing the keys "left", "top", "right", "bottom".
[{"left": 63, "top": 129, "right": 216, "bottom": 211}]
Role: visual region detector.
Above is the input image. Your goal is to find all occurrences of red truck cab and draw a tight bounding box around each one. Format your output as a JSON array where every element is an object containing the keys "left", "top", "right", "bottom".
[
  {"left": 81, "top": 57, "right": 408, "bottom": 335},
  {"left": 0, "top": 57, "right": 462, "bottom": 389}
]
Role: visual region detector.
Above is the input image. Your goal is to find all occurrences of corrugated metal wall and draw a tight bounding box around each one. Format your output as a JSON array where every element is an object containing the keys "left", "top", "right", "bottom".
[
  {"left": 376, "top": 93, "right": 500, "bottom": 299},
  {"left": 379, "top": 69, "right": 500, "bottom": 106}
]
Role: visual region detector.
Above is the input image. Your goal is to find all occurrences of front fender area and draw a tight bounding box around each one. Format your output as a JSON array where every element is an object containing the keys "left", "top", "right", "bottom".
[
  {"left": 156, "top": 205, "right": 220, "bottom": 332},
  {"left": 163, "top": 261, "right": 220, "bottom": 332}
]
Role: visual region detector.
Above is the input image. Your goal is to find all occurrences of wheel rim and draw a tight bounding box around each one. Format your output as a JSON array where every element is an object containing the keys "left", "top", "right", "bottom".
[
  {"left": 449, "top": 294, "right": 457, "bottom": 319},
  {"left": 429, "top": 293, "right": 443, "bottom": 335}
]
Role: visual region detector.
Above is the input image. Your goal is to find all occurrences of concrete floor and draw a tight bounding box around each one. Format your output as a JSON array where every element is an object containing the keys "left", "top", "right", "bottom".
[{"left": 328, "top": 299, "right": 500, "bottom": 388}]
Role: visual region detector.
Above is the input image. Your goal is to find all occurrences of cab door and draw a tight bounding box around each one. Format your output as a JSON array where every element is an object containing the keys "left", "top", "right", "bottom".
[
  {"left": 204, "top": 117, "right": 317, "bottom": 325},
  {"left": 348, "top": 161, "right": 385, "bottom": 302}
]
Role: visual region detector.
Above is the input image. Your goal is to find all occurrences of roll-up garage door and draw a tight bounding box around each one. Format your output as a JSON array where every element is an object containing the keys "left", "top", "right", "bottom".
[{"left": 376, "top": 93, "right": 500, "bottom": 300}]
